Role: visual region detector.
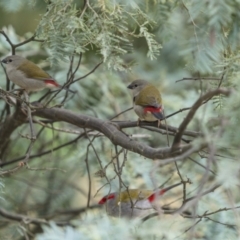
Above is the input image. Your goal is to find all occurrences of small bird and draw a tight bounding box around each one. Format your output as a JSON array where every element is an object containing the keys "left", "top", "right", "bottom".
[
  {"left": 98, "top": 182, "right": 181, "bottom": 218},
  {"left": 1, "top": 55, "right": 69, "bottom": 92},
  {"left": 127, "top": 79, "right": 164, "bottom": 125}
]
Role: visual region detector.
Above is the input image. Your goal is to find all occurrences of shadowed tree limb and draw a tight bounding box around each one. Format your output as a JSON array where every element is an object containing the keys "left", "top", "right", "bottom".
[
  {"left": 0, "top": 104, "right": 27, "bottom": 159},
  {"left": 33, "top": 105, "right": 193, "bottom": 160}
]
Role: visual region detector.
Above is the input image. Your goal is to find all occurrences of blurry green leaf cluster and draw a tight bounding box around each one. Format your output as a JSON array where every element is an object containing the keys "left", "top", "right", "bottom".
[{"left": 35, "top": 0, "right": 162, "bottom": 70}]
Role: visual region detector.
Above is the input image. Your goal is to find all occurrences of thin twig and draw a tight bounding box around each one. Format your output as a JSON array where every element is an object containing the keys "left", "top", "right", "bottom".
[
  {"left": 72, "top": 61, "right": 103, "bottom": 83},
  {"left": 176, "top": 77, "right": 221, "bottom": 83}
]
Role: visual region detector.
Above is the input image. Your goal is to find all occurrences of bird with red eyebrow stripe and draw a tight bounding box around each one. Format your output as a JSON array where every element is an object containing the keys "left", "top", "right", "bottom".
[
  {"left": 127, "top": 79, "right": 164, "bottom": 126},
  {"left": 1, "top": 55, "right": 73, "bottom": 93},
  {"left": 98, "top": 182, "right": 181, "bottom": 218}
]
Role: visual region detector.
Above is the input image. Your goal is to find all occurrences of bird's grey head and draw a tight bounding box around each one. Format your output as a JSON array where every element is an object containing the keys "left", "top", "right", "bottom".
[
  {"left": 127, "top": 79, "right": 149, "bottom": 96},
  {"left": 1, "top": 55, "right": 25, "bottom": 68}
]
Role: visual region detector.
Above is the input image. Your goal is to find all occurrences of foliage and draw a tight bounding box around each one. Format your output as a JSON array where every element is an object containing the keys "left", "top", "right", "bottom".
[{"left": 36, "top": 0, "right": 162, "bottom": 70}]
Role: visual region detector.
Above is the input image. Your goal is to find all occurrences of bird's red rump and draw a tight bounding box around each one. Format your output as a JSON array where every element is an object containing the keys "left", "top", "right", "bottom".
[
  {"left": 44, "top": 79, "right": 59, "bottom": 87},
  {"left": 144, "top": 106, "right": 162, "bottom": 113},
  {"left": 98, "top": 193, "right": 115, "bottom": 204},
  {"left": 148, "top": 189, "right": 166, "bottom": 202}
]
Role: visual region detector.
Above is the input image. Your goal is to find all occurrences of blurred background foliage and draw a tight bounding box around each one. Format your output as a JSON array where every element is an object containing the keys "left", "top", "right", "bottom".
[{"left": 0, "top": 0, "right": 240, "bottom": 239}]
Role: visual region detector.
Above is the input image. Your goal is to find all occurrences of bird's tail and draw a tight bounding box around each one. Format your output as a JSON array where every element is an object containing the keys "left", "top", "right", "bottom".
[
  {"left": 152, "top": 111, "right": 164, "bottom": 120},
  {"left": 148, "top": 182, "right": 182, "bottom": 202},
  {"left": 144, "top": 106, "right": 165, "bottom": 120}
]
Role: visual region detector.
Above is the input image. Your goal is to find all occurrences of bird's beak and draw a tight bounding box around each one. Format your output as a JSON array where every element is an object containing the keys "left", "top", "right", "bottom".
[
  {"left": 127, "top": 84, "right": 133, "bottom": 89},
  {"left": 1, "top": 59, "right": 7, "bottom": 64}
]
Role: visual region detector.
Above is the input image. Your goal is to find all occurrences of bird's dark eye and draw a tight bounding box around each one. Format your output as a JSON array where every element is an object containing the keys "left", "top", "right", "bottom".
[
  {"left": 8, "top": 59, "right": 12, "bottom": 63},
  {"left": 134, "top": 84, "right": 138, "bottom": 87}
]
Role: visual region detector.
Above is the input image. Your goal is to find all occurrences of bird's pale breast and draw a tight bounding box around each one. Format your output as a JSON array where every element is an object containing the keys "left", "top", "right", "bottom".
[
  {"left": 134, "top": 105, "right": 158, "bottom": 121},
  {"left": 106, "top": 197, "right": 153, "bottom": 218},
  {"left": 7, "top": 67, "right": 47, "bottom": 91}
]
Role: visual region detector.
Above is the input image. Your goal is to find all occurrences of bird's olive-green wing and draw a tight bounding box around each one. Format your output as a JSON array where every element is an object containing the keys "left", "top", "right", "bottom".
[
  {"left": 17, "top": 60, "right": 52, "bottom": 80},
  {"left": 135, "top": 85, "right": 162, "bottom": 107},
  {"left": 118, "top": 189, "right": 153, "bottom": 203}
]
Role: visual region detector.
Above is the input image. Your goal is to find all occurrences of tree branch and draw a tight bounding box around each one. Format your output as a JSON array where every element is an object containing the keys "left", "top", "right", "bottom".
[
  {"left": 33, "top": 105, "right": 192, "bottom": 160},
  {"left": 172, "top": 88, "right": 231, "bottom": 149},
  {"left": 0, "top": 207, "right": 47, "bottom": 225},
  {"left": 0, "top": 106, "right": 27, "bottom": 159}
]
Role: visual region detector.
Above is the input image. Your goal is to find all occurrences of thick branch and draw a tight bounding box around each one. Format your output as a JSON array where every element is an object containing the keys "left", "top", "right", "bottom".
[
  {"left": 117, "top": 121, "right": 200, "bottom": 138},
  {"left": 0, "top": 107, "right": 27, "bottom": 159},
  {"left": 33, "top": 106, "right": 192, "bottom": 160},
  {"left": 0, "top": 207, "right": 47, "bottom": 225}
]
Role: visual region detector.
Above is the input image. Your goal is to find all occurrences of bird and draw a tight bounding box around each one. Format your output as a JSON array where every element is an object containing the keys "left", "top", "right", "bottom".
[
  {"left": 1, "top": 55, "right": 71, "bottom": 92},
  {"left": 98, "top": 182, "right": 181, "bottom": 218},
  {"left": 127, "top": 79, "right": 164, "bottom": 126}
]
